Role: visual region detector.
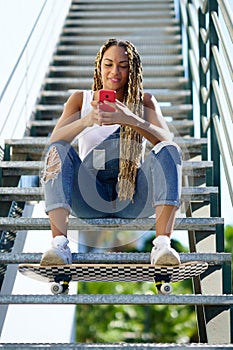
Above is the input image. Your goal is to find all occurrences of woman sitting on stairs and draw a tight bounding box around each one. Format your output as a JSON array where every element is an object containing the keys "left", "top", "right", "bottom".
[{"left": 40, "top": 38, "right": 182, "bottom": 266}]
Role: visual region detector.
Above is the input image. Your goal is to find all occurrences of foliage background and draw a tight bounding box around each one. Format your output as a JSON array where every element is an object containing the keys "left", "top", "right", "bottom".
[
  {"left": 224, "top": 225, "right": 233, "bottom": 289},
  {"left": 75, "top": 233, "right": 199, "bottom": 343},
  {"left": 75, "top": 226, "right": 233, "bottom": 343}
]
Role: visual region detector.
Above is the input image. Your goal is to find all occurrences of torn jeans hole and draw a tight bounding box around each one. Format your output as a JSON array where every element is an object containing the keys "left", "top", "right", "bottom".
[{"left": 41, "top": 146, "right": 61, "bottom": 185}]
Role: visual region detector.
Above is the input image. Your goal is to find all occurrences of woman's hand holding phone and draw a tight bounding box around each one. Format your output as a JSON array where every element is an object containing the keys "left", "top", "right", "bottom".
[{"left": 95, "top": 89, "right": 133, "bottom": 126}]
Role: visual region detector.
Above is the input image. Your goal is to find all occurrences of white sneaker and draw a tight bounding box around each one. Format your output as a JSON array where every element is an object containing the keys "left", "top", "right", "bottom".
[
  {"left": 150, "top": 236, "right": 180, "bottom": 265},
  {"left": 40, "top": 236, "right": 72, "bottom": 266}
]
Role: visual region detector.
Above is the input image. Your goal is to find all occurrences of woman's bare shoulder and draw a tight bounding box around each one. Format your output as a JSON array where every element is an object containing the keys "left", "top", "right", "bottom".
[
  {"left": 66, "top": 90, "right": 84, "bottom": 109},
  {"left": 143, "top": 91, "right": 157, "bottom": 107}
]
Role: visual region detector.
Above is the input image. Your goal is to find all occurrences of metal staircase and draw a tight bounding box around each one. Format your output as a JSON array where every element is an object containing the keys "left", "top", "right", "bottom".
[{"left": 0, "top": 0, "right": 232, "bottom": 347}]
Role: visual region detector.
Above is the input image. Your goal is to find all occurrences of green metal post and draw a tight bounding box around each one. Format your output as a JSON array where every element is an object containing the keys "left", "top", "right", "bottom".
[
  {"left": 198, "top": 7, "right": 207, "bottom": 161},
  {"left": 186, "top": 0, "right": 194, "bottom": 136},
  {"left": 209, "top": 0, "right": 221, "bottom": 218}
]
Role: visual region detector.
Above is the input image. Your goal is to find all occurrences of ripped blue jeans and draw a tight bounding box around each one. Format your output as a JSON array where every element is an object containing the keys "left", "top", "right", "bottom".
[{"left": 41, "top": 132, "right": 182, "bottom": 219}]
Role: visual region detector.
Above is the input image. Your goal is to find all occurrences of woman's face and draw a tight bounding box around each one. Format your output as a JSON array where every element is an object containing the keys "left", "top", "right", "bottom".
[{"left": 100, "top": 45, "right": 129, "bottom": 97}]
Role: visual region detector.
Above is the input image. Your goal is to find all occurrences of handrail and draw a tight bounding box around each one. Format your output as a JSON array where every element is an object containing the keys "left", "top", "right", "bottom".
[
  {"left": 0, "top": 1, "right": 47, "bottom": 103},
  {"left": 213, "top": 114, "right": 233, "bottom": 205},
  {"left": 218, "top": 0, "right": 233, "bottom": 42},
  {"left": 211, "top": 45, "right": 233, "bottom": 122},
  {"left": 179, "top": 0, "right": 233, "bottom": 209},
  {"left": 211, "top": 11, "right": 233, "bottom": 80}
]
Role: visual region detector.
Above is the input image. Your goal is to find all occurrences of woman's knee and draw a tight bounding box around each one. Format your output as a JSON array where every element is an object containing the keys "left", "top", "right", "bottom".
[
  {"left": 41, "top": 145, "right": 61, "bottom": 184},
  {"left": 150, "top": 141, "right": 182, "bottom": 180},
  {"left": 41, "top": 141, "right": 72, "bottom": 184},
  {"left": 152, "top": 141, "right": 182, "bottom": 161}
]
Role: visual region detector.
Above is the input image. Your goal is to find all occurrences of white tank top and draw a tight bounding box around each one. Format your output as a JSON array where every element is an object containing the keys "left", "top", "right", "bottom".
[
  {"left": 77, "top": 90, "right": 147, "bottom": 162},
  {"left": 77, "top": 90, "right": 119, "bottom": 160}
]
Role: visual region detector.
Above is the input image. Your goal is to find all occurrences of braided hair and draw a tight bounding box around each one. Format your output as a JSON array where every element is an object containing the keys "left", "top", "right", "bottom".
[{"left": 92, "top": 38, "right": 144, "bottom": 201}]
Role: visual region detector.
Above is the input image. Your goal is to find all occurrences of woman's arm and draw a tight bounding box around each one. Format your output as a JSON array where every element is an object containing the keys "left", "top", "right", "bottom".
[
  {"left": 131, "top": 92, "right": 172, "bottom": 145},
  {"left": 50, "top": 90, "right": 99, "bottom": 143}
]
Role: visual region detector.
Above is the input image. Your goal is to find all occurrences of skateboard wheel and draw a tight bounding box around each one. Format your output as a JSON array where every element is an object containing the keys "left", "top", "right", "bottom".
[
  {"left": 160, "top": 283, "right": 173, "bottom": 294},
  {"left": 51, "top": 282, "right": 63, "bottom": 295}
]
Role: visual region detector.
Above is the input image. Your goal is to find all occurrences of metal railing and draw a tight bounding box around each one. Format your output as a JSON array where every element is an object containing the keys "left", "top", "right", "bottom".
[{"left": 179, "top": 0, "right": 233, "bottom": 210}]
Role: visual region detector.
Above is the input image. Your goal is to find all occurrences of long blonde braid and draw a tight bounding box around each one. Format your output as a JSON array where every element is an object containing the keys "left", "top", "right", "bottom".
[{"left": 92, "top": 38, "right": 144, "bottom": 201}]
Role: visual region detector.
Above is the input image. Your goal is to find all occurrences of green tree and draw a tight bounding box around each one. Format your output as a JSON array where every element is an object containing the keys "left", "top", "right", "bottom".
[
  {"left": 76, "top": 280, "right": 197, "bottom": 343},
  {"left": 224, "top": 225, "right": 233, "bottom": 289},
  {"left": 224, "top": 225, "right": 233, "bottom": 253}
]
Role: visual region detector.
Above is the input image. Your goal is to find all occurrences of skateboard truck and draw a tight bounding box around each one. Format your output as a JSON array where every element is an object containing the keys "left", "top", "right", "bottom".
[
  {"left": 154, "top": 274, "right": 173, "bottom": 294},
  {"left": 51, "top": 275, "right": 71, "bottom": 295}
]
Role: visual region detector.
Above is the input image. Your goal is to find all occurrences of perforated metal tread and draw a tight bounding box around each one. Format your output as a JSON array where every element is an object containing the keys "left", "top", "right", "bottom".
[
  {"left": 0, "top": 216, "right": 223, "bottom": 231},
  {"left": 18, "top": 261, "right": 208, "bottom": 283},
  {"left": 0, "top": 160, "right": 213, "bottom": 175},
  {"left": 0, "top": 186, "right": 218, "bottom": 202},
  {"left": 1, "top": 252, "right": 231, "bottom": 265},
  {"left": 35, "top": 104, "right": 192, "bottom": 117},
  {"left": 1, "top": 343, "right": 233, "bottom": 349},
  {"left": 4, "top": 136, "right": 207, "bottom": 147},
  {"left": 2, "top": 294, "right": 233, "bottom": 306}
]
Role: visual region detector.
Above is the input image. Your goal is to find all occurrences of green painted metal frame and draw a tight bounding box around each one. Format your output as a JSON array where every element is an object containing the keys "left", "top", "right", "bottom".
[{"left": 178, "top": 0, "right": 232, "bottom": 343}]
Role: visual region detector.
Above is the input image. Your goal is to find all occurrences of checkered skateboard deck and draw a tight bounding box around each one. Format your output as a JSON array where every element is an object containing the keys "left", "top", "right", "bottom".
[{"left": 18, "top": 261, "right": 208, "bottom": 294}]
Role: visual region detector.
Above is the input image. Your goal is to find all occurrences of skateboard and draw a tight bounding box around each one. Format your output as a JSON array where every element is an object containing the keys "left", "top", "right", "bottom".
[{"left": 18, "top": 261, "right": 208, "bottom": 295}]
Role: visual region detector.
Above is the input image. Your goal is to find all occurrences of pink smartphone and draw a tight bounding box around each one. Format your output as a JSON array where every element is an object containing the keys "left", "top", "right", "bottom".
[{"left": 98, "top": 89, "right": 116, "bottom": 112}]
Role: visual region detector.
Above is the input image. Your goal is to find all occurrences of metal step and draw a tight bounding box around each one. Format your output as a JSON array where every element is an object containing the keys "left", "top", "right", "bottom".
[
  {"left": 28, "top": 119, "right": 193, "bottom": 130},
  {"left": 1, "top": 252, "right": 230, "bottom": 264},
  {"left": 4, "top": 137, "right": 206, "bottom": 160},
  {"left": 71, "top": 0, "right": 174, "bottom": 4},
  {"left": 52, "top": 55, "right": 183, "bottom": 66},
  {"left": 48, "top": 65, "right": 185, "bottom": 77},
  {"left": 1, "top": 343, "right": 233, "bottom": 349},
  {"left": 0, "top": 217, "right": 224, "bottom": 231},
  {"left": 5, "top": 137, "right": 206, "bottom": 150},
  {"left": 62, "top": 26, "right": 181, "bottom": 36},
  {"left": 43, "top": 77, "right": 188, "bottom": 90},
  {"left": 39, "top": 89, "right": 191, "bottom": 104},
  {"left": 34, "top": 104, "right": 192, "bottom": 120},
  {"left": 70, "top": 3, "right": 175, "bottom": 11},
  {"left": 59, "top": 34, "right": 182, "bottom": 46},
  {"left": 1, "top": 294, "right": 233, "bottom": 306},
  {"left": 67, "top": 10, "right": 176, "bottom": 19},
  {"left": 72, "top": 0, "right": 174, "bottom": 3},
  {"left": 55, "top": 44, "right": 182, "bottom": 55},
  {"left": 63, "top": 18, "right": 179, "bottom": 28},
  {"left": 28, "top": 119, "right": 193, "bottom": 137},
  {"left": 0, "top": 186, "right": 218, "bottom": 202},
  {"left": 0, "top": 160, "right": 213, "bottom": 177},
  {"left": 56, "top": 44, "right": 182, "bottom": 59}
]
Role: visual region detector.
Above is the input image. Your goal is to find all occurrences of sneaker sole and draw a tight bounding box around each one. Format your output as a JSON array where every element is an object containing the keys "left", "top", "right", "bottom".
[
  {"left": 151, "top": 252, "right": 181, "bottom": 266},
  {"left": 40, "top": 251, "right": 68, "bottom": 266}
]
